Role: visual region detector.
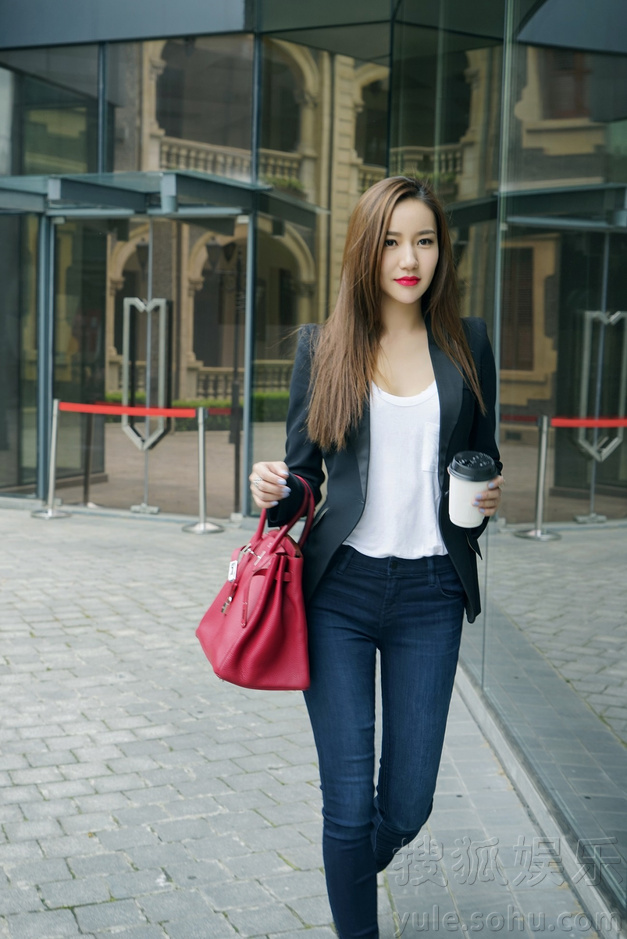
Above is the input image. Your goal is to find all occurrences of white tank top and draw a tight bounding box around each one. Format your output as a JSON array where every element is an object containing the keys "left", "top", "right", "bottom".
[{"left": 344, "top": 381, "right": 447, "bottom": 558}]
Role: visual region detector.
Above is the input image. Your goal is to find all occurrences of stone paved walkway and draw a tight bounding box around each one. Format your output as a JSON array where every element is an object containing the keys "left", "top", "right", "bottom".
[{"left": 0, "top": 508, "right": 614, "bottom": 939}]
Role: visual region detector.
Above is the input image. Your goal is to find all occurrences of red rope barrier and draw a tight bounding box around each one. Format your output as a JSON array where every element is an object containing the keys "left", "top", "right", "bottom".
[
  {"left": 551, "top": 417, "right": 627, "bottom": 429},
  {"left": 500, "top": 413, "right": 626, "bottom": 429},
  {"left": 501, "top": 414, "right": 538, "bottom": 424},
  {"left": 58, "top": 402, "right": 196, "bottom": 418}
]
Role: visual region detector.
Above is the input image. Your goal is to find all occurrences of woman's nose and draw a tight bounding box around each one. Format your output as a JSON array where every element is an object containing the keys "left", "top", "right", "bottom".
[{"left": 400, "top": 245, "right": 418, "bottom": 268}]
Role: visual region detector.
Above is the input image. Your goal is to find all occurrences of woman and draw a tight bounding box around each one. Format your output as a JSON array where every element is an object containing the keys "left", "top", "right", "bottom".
[{"left": 250, "top": 176, "right": 503, "bottom": 938}]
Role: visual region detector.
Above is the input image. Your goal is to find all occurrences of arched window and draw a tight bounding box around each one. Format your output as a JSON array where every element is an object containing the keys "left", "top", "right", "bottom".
[
  {"left": 355, "top": 78, "right": 389, "bottom": 167},
  {"left": 260, "top": 45, "right": 300, "bottom": 153}
]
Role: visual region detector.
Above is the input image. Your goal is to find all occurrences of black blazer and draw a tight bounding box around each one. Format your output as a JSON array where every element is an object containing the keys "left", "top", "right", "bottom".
[{"left": 268, "top": 316, "right": 502, "bottom": 623}]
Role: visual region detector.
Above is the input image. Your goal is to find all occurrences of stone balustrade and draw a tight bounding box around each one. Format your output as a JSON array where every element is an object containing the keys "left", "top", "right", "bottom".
[{"left": 160, "top": 138, "right": 302, "bottom": 187}]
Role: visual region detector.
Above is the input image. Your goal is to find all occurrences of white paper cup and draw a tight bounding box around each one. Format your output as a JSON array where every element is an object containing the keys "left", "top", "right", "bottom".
[{"left": 448, "top": 451, "right": 497, "bottom": 528}]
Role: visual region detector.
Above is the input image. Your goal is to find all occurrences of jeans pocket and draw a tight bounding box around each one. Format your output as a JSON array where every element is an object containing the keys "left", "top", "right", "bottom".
[
  {"left": 435, "top": 564, "right": 465, "bottom": 600},
  {"left": 332, "top": 545, "right": 354, "bottom": 575}
]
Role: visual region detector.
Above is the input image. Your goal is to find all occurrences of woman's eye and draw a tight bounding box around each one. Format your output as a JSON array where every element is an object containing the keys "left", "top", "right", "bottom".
[
  {"left": 384, "top": 238, "right": 396, "bottom": 247},
  {"left": 418, "top": 238, "right": 434, "bottom": 246}
]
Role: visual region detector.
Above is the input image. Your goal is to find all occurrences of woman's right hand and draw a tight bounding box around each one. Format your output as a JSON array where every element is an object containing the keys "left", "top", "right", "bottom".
[{"left": 249, "top": 461, "right": 291, "bottom": 510}]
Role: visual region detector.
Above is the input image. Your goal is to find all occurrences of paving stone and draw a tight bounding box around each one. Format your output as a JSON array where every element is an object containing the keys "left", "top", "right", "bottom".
[
  {"left": 160, "top": 859, "right": 226, "bottom": 888},
  {"left": 261, "top": 869, "right": 328, "bottom": 901},
  {"left": 163, "top": 913, "right": 237, "bottom": 938},
  {"left": 137, "top": 889, "right": 213, "bottom": 922},
  {"left": 277, "top": 843, "right": 324, "bottom": 871},
  {"left": 74, "top": 899, "right": 146, "bottom": 932},
  {"left": 267, "top": 929, "right": 335, "bottom": 939},
  {"left": 6, "top": 858, "right": 72, "bottom": 887},
  {"left": 223, "top": 903, "right": 303, "bottom": 937},
  {"left": 3, "top": 819, "right": 64, "bottom": 842},
  {"left": 200, "top": 879, "right": 275, "bottom": 910},
  {"left": 60, "top": 813, "right": 117, "bottom": 835},
  {"left": 150, "top": 818, "right": 219, "bottom": 842},
  {"left": 257, "top": 801, "right": 321, "bottom": 827},
  {"left": 5, "top": 909, "right": 80, "bottom": 938},
  {"left": 284, "top": 893, "right": 333, "bottom": 927},
  {"left": 94, "top": 928, "right": 167, "bottom": 939},
  {"left": 223, "top": 851, "right": 293, "bottom": 879},
  {"left": 40, "top": 876, "right": 111, "bottom": 909},
  {"left": 0, "top": 887, "right": 44, "bottom": 914},
  {"left": 39, "top": 833, "right": 105, "bottom": 859},
  {"left": 66, "top": 852, "right": 132, "bottom": 878},
  {"left": 106, "top": 869, "right": 173, "bottom": 899}
]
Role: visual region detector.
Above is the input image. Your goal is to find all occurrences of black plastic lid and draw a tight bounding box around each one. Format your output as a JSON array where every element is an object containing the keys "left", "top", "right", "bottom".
[{"left": 449, "top": 450, "right": 496, "bottom": 482}]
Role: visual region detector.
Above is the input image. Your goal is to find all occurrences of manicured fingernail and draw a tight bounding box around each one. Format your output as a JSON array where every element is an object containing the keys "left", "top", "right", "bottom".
[
  {"left": 270, "top": 500, "right": 278, "bottom": 506},
  {"left": 479, "top": 508, "right": 486, "bottom": 514},
  {"left": 473, "top": 499, "right": 481, "bottom": 506},
  {"left": 276, "top": 478, "right": 287, "bottom": 485},
  {"left": 281, "top": 488, "right": 291, "bottom": 498},
  {"left": 488, "top": 482, "right": 496, "bottom": 489}
]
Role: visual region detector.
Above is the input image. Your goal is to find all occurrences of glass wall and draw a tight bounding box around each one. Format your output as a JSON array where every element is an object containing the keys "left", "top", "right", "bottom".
[
  {"left": 249, "top": 25, "right": 391, "bottom": 481},
  {"left": 108, "top": 36, "right": 254, "bottom": 178},
  {"left": 466, "top": 0, "right": 627, "bottom": 912},
  {"left": 496, "top": 16, "right": 627, "bottom": 524},
  {"left": 0, "top": 214, "right": 38, "bottom": 492},
  {"left": 51, "top": 214, "right": 248, "bottom": 516},
  {"left": 0, "top": 45, "right": 99, "bottom": 175}
]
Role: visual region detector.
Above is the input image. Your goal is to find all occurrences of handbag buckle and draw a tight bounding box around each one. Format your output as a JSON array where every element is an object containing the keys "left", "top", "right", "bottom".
[{"left": 221, "top": 596, "right": 233, "bottom": 614}]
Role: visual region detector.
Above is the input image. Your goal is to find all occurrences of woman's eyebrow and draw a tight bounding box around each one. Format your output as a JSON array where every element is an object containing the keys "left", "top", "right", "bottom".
[{"left": 385, "top": 229, "right": 436, "bottom": 236}]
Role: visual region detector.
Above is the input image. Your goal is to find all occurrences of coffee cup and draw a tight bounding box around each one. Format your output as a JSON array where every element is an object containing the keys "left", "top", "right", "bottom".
[{"left": 448, "top": 451, "right": 497, "bottom": 528}]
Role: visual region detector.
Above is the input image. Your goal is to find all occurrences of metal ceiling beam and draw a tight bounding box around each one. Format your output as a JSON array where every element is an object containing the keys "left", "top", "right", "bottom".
[
  {"left": 0, "top": 188, "right": 46, "bottom": 212},
  {"left": 47, "top": 177, "right": 147, "bottom": 212},
  {"left": 170, "top": 173, "right": 262, "bottom": 211}
]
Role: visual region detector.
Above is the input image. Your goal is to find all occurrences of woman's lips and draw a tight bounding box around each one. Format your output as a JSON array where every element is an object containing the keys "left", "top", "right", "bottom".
[{"left": 395, "top": 277, "right": 420, "bottom": 286}]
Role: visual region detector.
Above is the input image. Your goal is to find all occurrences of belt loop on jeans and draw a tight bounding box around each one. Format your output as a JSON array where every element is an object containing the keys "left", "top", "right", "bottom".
[{"left": 426, "top": 555, "right": 436, "bottom": 587}]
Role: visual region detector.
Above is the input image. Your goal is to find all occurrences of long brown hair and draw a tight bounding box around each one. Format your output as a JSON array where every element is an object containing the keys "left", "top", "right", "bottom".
[{"left": 306, "top": 176, "right": 485, "bottom": 451}]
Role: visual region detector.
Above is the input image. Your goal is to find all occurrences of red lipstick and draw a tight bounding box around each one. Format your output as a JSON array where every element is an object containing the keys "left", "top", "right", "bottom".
[{"left": 395, "top": 277, "right": 420, "bottom": 286}]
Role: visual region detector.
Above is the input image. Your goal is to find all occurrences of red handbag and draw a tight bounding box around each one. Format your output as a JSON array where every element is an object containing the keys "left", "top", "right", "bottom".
[{"left": 196, "top": 478, "right": 314, "bottom": 690}]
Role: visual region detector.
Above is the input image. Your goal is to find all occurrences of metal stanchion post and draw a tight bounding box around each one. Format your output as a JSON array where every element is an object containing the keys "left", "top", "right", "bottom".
[
  {"left": 183, "top": 407, "right": 223, "bottom": 534},
  {"left": 32, "top": 399, "right": 71, "bottom": 520},
  {"left": 514, "top": 415, "right": 560, "bottom": 542},
  {"left": 81, "top": 411, "right": 97, "bottom": 508}
]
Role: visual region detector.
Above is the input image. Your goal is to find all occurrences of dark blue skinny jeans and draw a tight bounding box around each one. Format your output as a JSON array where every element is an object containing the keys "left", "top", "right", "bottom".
[{"left": 303, "top": 546, "right": 465, "bottom": 939}]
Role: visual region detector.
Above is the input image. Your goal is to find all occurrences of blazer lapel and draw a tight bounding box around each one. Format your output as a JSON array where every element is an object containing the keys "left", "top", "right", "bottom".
[
  {"left": 427, "top": 322, "right": 463, "bottom": 487},
  {"left": 352, "top": 398, "right": 370, "bottom": 500}
]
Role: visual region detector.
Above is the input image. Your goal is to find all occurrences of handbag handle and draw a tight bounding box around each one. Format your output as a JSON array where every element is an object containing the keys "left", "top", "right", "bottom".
[{"left": 253, "top": 475, "right": 315, "bottom": 554}]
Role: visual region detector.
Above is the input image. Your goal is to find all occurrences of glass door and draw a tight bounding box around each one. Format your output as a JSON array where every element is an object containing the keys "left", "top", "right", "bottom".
[
  {"left": 53, "top": 214, "right": 248, "bottom": 517},
  {"left": 498, "top": 223, "right": 627, "bottom": 524}
]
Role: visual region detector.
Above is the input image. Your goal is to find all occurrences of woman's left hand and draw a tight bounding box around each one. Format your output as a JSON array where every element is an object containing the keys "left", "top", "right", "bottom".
[{"left": 474, "top": 475, "right": 504, "bottom": 516}]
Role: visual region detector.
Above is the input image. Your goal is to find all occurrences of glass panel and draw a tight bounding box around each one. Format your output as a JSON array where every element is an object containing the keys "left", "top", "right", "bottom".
[
  {"left": 0, "top": 214, "right": 38, "bottom": 493},
  {"left": 498, "top": 226, "right": 627, "bottom": 525},
  {"left": 249, "top": 28, "right": 391, "bottom": 502},
  {"left": 250, "top": 210, "right": 313, "bottom": 501},
  {"left": 0, "top": 46, "right": 98, "bottom": 175},
  {"left": 52, "top": 215, "right": 248, "bottom": 517},
  {"left": 53, "top": 218, "right": 108, "bottom": 487},
  {"left": 392, "top": 1, "right": 503, "bottom": 204},
  {"left": 497, "top": 5, "right": 627, "bottom": 525},
  {"left": 478, "top": 0, "right": 627, "bottom": 912},
  {"left": 260, "top": 0, "right": 390, "bottom": 32},
  {"left": 108, "top": 36, "right": 254, "bottom": 179}
]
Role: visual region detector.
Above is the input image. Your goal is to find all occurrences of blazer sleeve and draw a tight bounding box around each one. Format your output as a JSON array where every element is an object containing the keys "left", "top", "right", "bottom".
[
  {"left": 464, "top": 317, "right": 503, "bottom": 540},
  {"left": 266, "top": 324, "right": 326, "bottom": 526}
]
